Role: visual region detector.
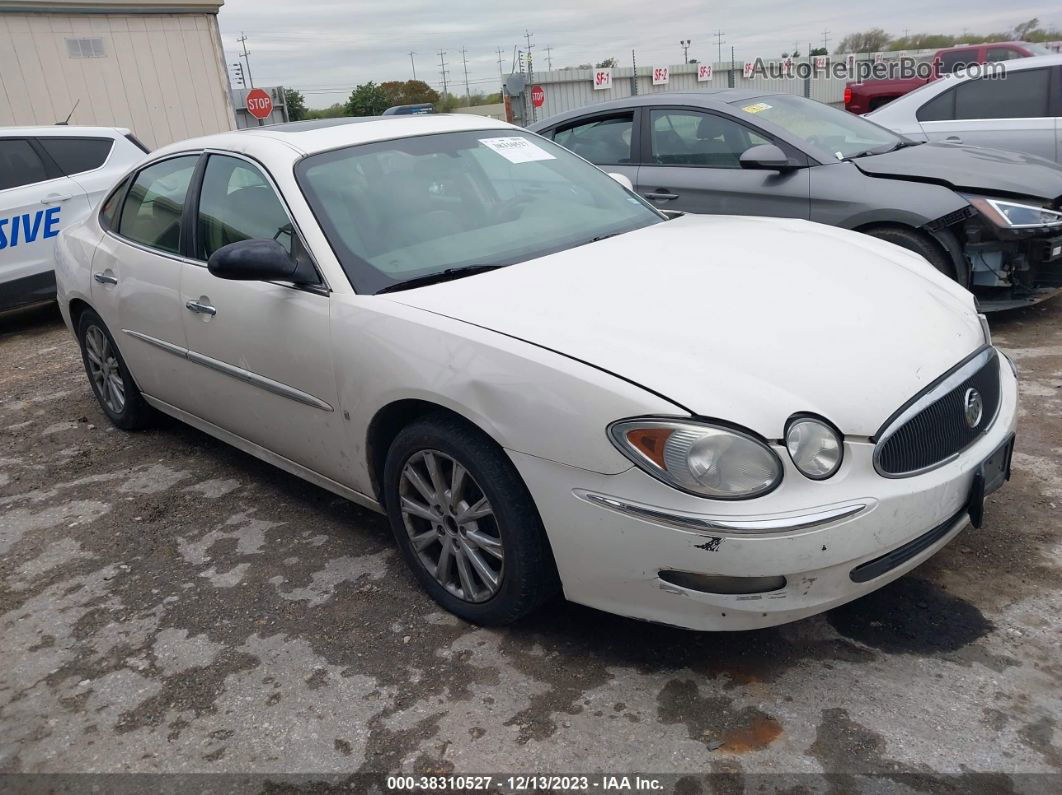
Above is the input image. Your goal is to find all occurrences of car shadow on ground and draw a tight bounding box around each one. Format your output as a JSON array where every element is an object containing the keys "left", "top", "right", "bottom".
[{"left": 0, "top": 301, "right": 64, "bottom": 338}]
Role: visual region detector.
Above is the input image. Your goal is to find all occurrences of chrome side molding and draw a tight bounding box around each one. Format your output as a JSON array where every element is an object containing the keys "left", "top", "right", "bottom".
[
  {"left": 574, "top": 490, "right": 868, "bottom": 535},
  {"left": 122, "top": 329, "right": 333, "bottom": 412}
]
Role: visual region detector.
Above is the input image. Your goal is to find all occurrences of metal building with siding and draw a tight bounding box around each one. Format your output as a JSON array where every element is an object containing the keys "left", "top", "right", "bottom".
[{"left": 0, "top": 0, "right": 236, "bottom": 149}]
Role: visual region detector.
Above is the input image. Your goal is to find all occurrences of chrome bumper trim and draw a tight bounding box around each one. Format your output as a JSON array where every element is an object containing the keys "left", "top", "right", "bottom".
[{"left": 574, "top": 490, "right": 868, "bottom": 535}]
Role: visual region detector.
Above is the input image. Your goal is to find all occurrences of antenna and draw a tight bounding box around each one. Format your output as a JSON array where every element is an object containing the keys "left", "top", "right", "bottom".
[{"left": 57, "top": 98, "right": 80, "bottom": 126}]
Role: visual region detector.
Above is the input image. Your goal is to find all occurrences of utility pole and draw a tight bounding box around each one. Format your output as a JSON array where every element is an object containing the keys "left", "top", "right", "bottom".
[
  {"left": 237, "top": 32, "right": 255, "bottom": 88},
  {"left": 460, "top": 47, "right": 471, "bottom": 102},
  {"left": 544, "top": 46, "right": 552, "bottom": 70},
  {"left": 680, "top": 39, "right": 691, "bottom": 64},
  {"left": 524, "top": 29, "right": 535, "bottom": 122},
  {"left": 822, "top": 29, "right": 830, "bottom": 54},
  {"left": 409, "top": 51, "right": 416, "bottom": 81},
  {"left": 631, "top": 49, "right": 638, "bottom": 95},
  {"left": 437, "top": 49, "right": 449, "bottom": 98},
  {"left": 713, "top": 30, "right": 725, "bottom": 66},
  {"left": 496, "top": 46, "right": 505, "bottom": 81}
]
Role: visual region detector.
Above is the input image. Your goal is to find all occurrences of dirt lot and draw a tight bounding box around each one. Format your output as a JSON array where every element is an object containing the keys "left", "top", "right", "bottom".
[{"left": 1, "top": 298, "right": 1060, "bottom": 789}]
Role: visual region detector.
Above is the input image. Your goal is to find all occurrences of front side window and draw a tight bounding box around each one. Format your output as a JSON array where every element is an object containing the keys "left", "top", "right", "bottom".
[
  {"left": 650, "top": 110, "right": 769, "bottom": 167},
  {"left": 197, "top": 155, "right": 293, "bottom": 260},
  {"left": 986, "top": 47, "right": 1023, "bottom": 63},
  {"left": 0, "top": 139, "right": 49, "bottom": 190},
  {"left": 730, "top": 94, "right": 901, "bottom": 160},
  {"left": 552, "top": 113, "right": 634, "bottom": 164},
  {"left": 296, "top": 130, "right": 660, "bottom": 293},
  {"left": 38, "top": 137, "right": 113, "bottom": 175},
  {"left": 953, "top": 69, "right": 1050, "bottom": 120},
  {"left": 118, "top": 155, "right": 198, "bottom": 255}
]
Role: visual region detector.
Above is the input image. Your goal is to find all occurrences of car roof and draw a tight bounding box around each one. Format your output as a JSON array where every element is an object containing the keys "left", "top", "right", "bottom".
[
  {"left": 0, "top": 125, "right": 130, "bottom": 137},
  {"left": 528, "top": 90, "right": 772, "bottom": 130},
  {"left": 152, "top": 113, "right": 515, "bottom": 160}
]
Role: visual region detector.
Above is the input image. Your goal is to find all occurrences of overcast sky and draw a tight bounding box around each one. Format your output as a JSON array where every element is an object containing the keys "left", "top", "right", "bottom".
[{"left": 216, "top": 0, "right": 1061, "bottom": 107}]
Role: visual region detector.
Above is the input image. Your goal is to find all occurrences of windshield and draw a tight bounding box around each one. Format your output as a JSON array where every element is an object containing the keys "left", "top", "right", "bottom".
[
  {"left": 296, "top": 130, "right": 661, "bottom": 293},
  {"left": 730, "top": 94, "right": 903, "bottom": 160}
]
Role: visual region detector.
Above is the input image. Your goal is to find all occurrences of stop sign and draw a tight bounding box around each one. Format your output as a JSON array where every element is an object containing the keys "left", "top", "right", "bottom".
[
  {"left": 246, "top": 88, "right": 273, "bottom": 120},
  {"left": 530, "top": 85, "right": 545, "bottom": 108}
]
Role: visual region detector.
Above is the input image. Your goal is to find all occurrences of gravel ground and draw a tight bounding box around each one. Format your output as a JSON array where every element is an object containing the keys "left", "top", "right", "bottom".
[{"left": 1, "top": 298, "right": 1060, "bottom": 791}]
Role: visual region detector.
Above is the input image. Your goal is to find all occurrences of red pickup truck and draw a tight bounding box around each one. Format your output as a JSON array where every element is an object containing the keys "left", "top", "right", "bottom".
[{"left": 844, "top": 41, "right": 1048, "bottom": 114}]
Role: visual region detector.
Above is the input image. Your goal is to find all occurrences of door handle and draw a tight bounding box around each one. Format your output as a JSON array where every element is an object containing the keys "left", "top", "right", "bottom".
[
  {"left": 645, "top": 191, "right": 679, "bottom": 201},
  {"left": 41, "top": 193, "right": 73, "bottom": 204},
  {"left": 185, "top": 300, "right": 217, "bottom": 316},
  {"left": 93, "top": 272, "right": 118, "bottom": 285}
]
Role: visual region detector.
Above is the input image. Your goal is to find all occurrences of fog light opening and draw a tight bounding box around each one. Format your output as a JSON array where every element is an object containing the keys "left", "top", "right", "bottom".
[{"left": 659, "top": 570, "right": 787, "bottom": 595}]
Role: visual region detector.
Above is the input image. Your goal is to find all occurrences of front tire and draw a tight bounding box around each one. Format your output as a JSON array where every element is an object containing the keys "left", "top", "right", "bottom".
[
  {"left": 383, "top": 413, "right": 560, "bottom": 625},
  {"left": 77, "top": 309, "right": 157, "bottom": 430},
  {"left": 863, "top": 225, "right": 956, "bottom": 280}
]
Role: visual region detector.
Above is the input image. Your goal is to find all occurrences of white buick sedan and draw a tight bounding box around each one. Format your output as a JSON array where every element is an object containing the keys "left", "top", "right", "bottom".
[{"left": 55, "top": 114, "right": 1017, "bottom": 631}]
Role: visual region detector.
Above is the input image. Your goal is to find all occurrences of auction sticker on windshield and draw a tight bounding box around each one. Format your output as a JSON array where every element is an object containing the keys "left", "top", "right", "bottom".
[
  {"left": 742, "top": 102, "right": 772, "bottom": 114},
  {"left": 480, "top": 137, "right": 556, "bottom": 164}
]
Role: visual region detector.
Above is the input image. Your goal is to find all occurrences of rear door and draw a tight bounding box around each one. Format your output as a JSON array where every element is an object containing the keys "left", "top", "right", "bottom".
[
  {"left": 635, "top": 107, "right": 810, "bottom": 218},
  {"left": 916, "top": 66, "right": 1057, "bottom": 161},
  {"left": 542, "top": 110, "right": 640, "bottom": 188},
  {"left": 0, "top": 137, "right": 91, "bottom": 308},
  {"left": 89, "top": 154, "right": 202, "bottom": 410}
]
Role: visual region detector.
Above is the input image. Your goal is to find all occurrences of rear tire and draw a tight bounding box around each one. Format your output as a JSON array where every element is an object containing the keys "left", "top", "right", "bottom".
[
  {"left": 863, "top": 226, "right": 956, "bottom": 281},
  {"left": 383, "top": 413, "right": 560, "bottom": 625},
  {"left": 77, "top": 308, "right": 158, "bottom": 431}
]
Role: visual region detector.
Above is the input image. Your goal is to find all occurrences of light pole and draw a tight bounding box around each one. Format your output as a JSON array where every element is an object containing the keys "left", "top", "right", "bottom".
[{"left": 680, "top": 39, "right": 691, "bottom": 64}]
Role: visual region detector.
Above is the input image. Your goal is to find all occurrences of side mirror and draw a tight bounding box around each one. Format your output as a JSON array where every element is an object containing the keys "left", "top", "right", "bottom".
[
  {"left": 608, "top": 172, "right": 634, "bottom": 191},
  {"left": 207, "top": 239, "right": 319, "bottom": 285},
  {"left": 739, "top": 144, "right": 795, "bottom": 171}
]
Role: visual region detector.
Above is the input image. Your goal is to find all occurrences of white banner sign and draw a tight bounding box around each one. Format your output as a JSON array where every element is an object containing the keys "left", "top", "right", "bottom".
[
  {"left": 652, "top": 65, "right": 669, "bottom": 85},
  {"left": 742, "top": 61, "right": 755, "bottom": 78},
  {"left": 874, "top": 52, "right": 884, "bottom": 64},
  {"left": 593, "top": 68, "right": 613, "bottom": 90},
  {"left": 696, "top": 63, "right": 713, "bottom": 81},
  {"left": 814, "top": 55, "right": 827, "bottom": 70}
]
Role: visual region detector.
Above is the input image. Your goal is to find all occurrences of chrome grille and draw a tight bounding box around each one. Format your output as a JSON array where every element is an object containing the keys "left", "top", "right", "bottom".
[{"left": 875, "top": 348, "right": 1001, "bottom": 477}]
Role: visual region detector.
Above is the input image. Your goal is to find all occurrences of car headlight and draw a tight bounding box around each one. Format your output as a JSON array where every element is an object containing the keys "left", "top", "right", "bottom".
[
  {"left": 967, "top": 196, "right": 1062, "bottom": 229},
  {"left": 785, "top": 416, "right": 843, "bottom": 480},
  {"left": 608, "top": 419, "right": 782, "bottom": 499}
]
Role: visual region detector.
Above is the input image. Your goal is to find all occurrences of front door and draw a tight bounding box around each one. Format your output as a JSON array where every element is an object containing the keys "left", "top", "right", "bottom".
[
  {"left": 636, "top": 109, "right": 810, "bottom": 219},
  {"left": 179, "top": 153, "right": 346, "bottom": 481}
]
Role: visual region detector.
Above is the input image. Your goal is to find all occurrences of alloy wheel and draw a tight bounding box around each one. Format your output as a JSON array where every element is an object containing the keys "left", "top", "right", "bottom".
[
  {"left": 398, "top": 449, "right": 504, "bottom": 603},
  {"left": 84, "top": 325, "right": 126, "bottom": 415}
]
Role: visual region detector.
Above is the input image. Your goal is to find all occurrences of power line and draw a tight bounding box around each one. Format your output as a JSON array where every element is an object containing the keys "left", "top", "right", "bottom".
[
  {"left": 713, "top": 30, "right": 725, "bottom": 66},
  {"left": 544, "top": 46, "right": 553, "bottom": 70},
  {"left": 822, "top": 28, "right": 831, "bottom": 53}
]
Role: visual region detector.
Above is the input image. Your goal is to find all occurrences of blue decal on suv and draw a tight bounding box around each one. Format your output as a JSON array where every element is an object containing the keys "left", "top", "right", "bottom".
[{"left": 0, "top": 207, "right": 62, "bottom": 250}]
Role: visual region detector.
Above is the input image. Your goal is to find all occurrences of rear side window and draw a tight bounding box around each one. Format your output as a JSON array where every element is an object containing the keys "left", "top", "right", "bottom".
[
  {"left": 196, "top": 155, "right": 293, "bottom": 260},
  {"left": 553, "top": 113, "right": 634, "bottom": 164},
  {"left": 38, "top": 137, "right": 113, "bottom": 175},
  {"left": 954, "top": 68, "right": 1050, "bottom": 119},
  {"left": 118, "top": 156, "right": 199, "bottom": 255},
  {"left": 99, "top": 178, "right": 129, "bottom": 231},
  {"left": 0, "top": 139, "right": 49, "bottom": 190},
  {"left": 917, "top": 90, "right": 956, "bottom": 122},
  {"left": 938, "top": 49, "right": 978, "bottom": 75}
]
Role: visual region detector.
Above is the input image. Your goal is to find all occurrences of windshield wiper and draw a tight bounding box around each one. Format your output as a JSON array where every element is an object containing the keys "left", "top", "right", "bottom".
[
  {"left": 376, "top": 265, "right": 505, "bottom": 294},
  {"left": 843, "top": 140, "right": 921, "bottom": 161}
]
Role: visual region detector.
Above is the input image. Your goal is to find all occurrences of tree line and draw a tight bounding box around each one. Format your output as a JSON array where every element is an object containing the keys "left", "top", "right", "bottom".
[
  {"left": 283, "top": 81, "right": 502, "bottom": 121},
  {"left": 835, "top": 17, "right": 1060, "bottom": 54}
]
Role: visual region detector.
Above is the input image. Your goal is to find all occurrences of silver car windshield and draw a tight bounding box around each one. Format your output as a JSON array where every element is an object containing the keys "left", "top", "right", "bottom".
[
  {"left": 296, "top": 130, "right": 662, "bottom": 293},
  {"left": 731, "top": 94, "right": 903, "bottom": 160}
]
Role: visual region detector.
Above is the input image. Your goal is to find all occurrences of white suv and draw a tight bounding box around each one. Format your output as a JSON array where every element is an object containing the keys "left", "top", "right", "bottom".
[{"left": 1, "top": 126, "right": 147, "bottom": 312}]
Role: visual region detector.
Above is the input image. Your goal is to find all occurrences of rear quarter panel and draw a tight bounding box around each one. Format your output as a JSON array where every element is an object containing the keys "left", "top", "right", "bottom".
[{"left": 54, "top": 216, "right": 104, "bottom": 333}]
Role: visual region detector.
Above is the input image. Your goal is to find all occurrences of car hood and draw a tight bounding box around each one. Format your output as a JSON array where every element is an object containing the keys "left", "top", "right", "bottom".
[
  {"left": 386, "top": 214, "right": 984, "bottom": 438},
  {"left": 853, "top": 142, "right": 1062, "bottom": 202}
]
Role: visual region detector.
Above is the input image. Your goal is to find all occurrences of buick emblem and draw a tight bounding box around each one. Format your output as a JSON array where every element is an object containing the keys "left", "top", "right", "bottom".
[{"left": 963, "top": 388, "right": 983, "bottom": 429}]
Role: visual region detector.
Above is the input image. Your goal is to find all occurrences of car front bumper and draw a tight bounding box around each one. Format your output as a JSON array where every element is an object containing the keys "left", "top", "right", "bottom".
[{"left": 509, "top": 354, "right": 1018, "bottom": 631}]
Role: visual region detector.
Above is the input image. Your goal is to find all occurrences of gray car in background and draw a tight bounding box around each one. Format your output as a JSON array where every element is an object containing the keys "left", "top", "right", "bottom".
[
  {"left": 530, "top": 91, "right": 1062, "bottom": 309},
  {"left": 865, "top": 55, "right": 1062, "bottom": 163}
]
